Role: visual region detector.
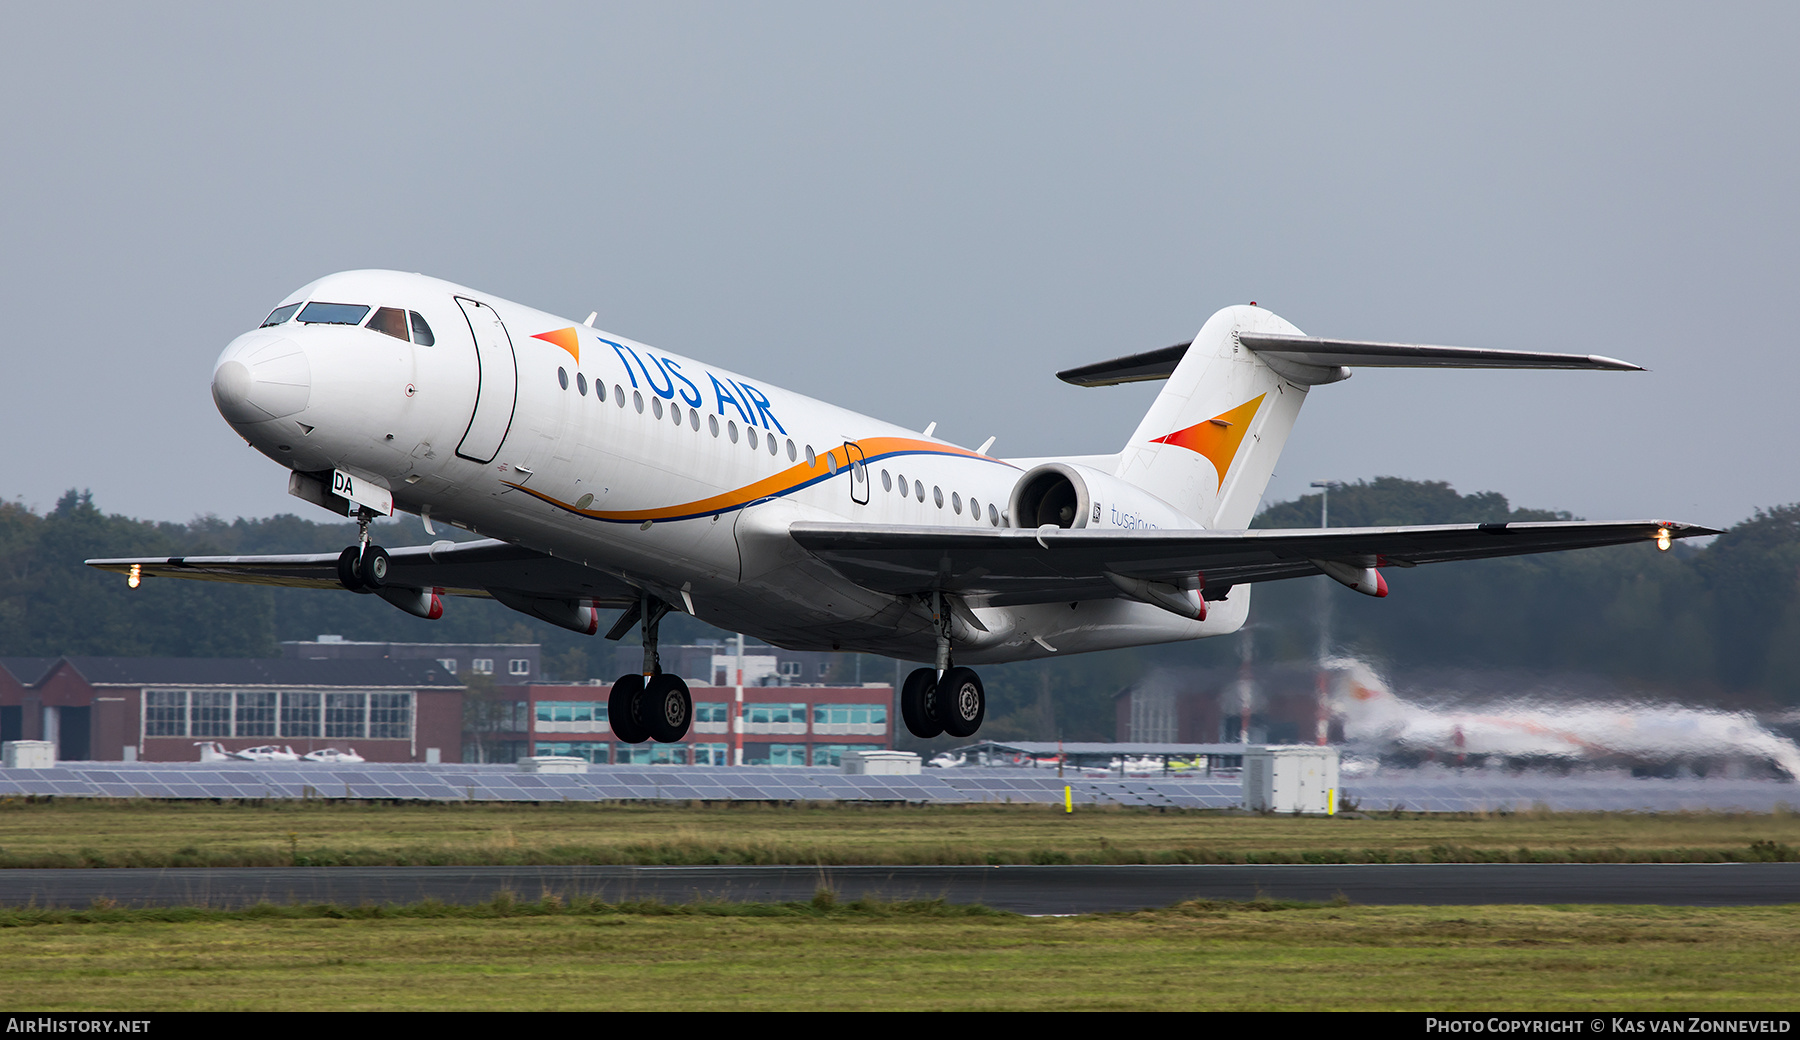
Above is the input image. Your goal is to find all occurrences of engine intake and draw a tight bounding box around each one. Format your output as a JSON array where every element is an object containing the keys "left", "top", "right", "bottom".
[{"left": 1007, "top": 463, "right": 1198, "bottom": 532}]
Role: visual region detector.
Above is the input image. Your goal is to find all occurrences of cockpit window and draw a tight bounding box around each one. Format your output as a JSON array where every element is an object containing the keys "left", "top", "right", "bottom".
[
  {"left": 409, "top": 311, "right": 435, "bottom": 346},
  {"left": 367, "top": 307, "right": 409, "bottom": 341},
  {"left": 261, "top": 303, "right": 302, "bottom": 327},
  {"left": 297, "top": 302, "right": 371, "bottom": 325}
]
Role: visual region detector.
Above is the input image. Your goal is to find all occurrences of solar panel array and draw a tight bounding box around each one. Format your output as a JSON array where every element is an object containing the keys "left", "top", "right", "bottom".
[
  {"left": 0, "top": 762, "right": 1246, "bottom": 807},
  {"left": 1347, "top": 773, "right": 1800, "bottom": 814},
  {"left": 0, "top": 762, "right": 1791, "bottom": 812}
]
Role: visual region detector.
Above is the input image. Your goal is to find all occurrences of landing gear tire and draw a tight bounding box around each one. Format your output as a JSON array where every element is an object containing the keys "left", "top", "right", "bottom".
[
  {"left": 937, "top": 666, "right": 985, "bottom": 738},
  {"left": 357, "top": 544, "right": 391, "bottom": 589},
  {"left": 609, "top": 673, "right": 649, "bottom": 744},
  {"left": 900, "top": 667, "right": 943, "bottom": 739},
  {"left": 335, "top": 547, "right": 371, "bottom": 593},
  {"left": 644, "top": 674, "right": 692, "bottom": 743}
]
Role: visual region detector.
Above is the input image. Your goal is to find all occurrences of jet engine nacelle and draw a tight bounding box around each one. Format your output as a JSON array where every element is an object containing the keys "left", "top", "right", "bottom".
[
  {"left": 1007, "top": 463, "right": 1199, "bottom": 532},
  {"left": 488, "top": 590, "right": 604, "bottom": 635},
  {"left": 377, "top": 585, "right": 444, "bottom": 620}
]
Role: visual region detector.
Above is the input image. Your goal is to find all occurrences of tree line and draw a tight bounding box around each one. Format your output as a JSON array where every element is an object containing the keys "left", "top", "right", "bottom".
[{"left": 4, "top": 480, "right": 1797, "bottom": 745}]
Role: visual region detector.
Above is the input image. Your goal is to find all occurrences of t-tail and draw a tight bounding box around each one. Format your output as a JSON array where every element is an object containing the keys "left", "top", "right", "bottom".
[{"left": 1057, "top": 305, "right": 1641, "bottom": 530}]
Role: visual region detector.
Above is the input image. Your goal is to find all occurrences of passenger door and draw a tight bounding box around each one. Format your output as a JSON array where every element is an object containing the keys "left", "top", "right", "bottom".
[
  {"left": 454, "top": 297, "right": 518, "bottom": 463},
  {"left": 843, "top": 441, "right": 870, "bottom": 505}
]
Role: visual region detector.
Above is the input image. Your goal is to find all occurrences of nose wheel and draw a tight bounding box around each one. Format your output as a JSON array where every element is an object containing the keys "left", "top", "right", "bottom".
[
  {"left": 334, "top": 544, "right": 390, "bottom": 591},
  {"left": 334, "top": 507, "right": 389, "bottom": 592}
]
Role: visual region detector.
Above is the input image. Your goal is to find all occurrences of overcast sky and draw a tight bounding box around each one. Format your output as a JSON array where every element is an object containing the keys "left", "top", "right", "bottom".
[{"left": 2, "top": 3, "right": 1794, "bottom": 530}]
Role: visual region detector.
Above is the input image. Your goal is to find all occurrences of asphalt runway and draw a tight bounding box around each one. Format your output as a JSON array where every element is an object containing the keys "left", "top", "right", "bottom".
[{"left": 3, "top": 863, "right": 1799, "bottom": 914}]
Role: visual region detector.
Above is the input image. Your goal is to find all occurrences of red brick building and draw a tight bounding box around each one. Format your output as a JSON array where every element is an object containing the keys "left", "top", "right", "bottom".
[
  {"left": 473, "top": 682, "right": 895, "bottom": 766},
  {"left": 0, "top": 657, "right": 464, "bottom": 763}
]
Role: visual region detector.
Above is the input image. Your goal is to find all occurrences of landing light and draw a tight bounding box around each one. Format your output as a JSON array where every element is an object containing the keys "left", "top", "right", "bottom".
[
  {"left": 1656, "top": 527, "right": 1672, "bottom": 552},
  {"left": 127, "top": 564, "right": 141, "bottom": 589}
]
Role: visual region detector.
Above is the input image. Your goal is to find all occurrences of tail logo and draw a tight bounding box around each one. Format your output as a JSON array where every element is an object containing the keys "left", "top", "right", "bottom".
[
  {"left": 1150, "top": 394, "right": 1264, "bottom": 490},
  {"left": 532, "top": 327, "right": 580, "bottom": 363}
]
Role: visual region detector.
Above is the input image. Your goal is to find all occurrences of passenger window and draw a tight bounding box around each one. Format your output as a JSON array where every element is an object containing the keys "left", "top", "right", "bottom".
[
  {"left": 261, "top": 303, "right": 302, "bottom": 327},
  {"left": 297, "top": 302, "right": 370, "bottom": 325},
  {"left": 409, "top": 311, "right": 435, "bottom": 346},
  {"left": 367, "top": 307, "right": 409, "bottom": 341}
]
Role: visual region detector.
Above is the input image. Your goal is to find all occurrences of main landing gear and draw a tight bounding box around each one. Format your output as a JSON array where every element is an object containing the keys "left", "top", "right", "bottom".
[
  {"left": 900, "top": 592, "right": 986, "bottom": 740},
  {"left": 609, "top": 593, "right": 693, "bottom": 745},
  {"left": 334, "top": 507, "right": 390, "bottom": 592}
]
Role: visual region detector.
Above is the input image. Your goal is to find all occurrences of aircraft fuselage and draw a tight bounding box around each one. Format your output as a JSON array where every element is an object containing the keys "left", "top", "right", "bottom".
[{"left": 211, "top": 270, "right": 1235, "bottom": 661}]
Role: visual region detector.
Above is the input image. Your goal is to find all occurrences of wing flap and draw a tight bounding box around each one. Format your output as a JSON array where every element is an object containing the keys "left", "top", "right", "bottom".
[{"left": 790, "top": 520, "right": 1716, "bottom": 603}]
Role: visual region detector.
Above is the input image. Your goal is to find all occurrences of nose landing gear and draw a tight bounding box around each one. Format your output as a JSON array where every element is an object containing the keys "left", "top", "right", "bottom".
[
  {"left": 334, "top": 508, "right": 390, "bottom": 592},
  {"left": 608, "top": 593, "right": 692, "bottom": 745}
]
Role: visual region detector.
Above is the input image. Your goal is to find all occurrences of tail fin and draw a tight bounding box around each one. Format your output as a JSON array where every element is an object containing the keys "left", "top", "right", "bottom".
[
  {"left": 1072, "top": 306, "right": 1642, "bottom": 530},
  {"left": 1112, "top": 305, "right": 1311, "bottom": 529}
]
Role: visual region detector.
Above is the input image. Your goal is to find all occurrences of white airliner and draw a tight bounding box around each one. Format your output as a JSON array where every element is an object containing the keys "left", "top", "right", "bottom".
[
  {"left": 1328, "top": 659, "right": 1800, "bottom": 779},
  {"left": 90, "top": 270, "right": 1713, "bottom": 746}
]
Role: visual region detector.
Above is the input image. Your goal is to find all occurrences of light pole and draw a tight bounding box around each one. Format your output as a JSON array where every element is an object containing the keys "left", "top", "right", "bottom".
[{"left": 1309, "top": 481, "right": 1344, "bottom": 746}]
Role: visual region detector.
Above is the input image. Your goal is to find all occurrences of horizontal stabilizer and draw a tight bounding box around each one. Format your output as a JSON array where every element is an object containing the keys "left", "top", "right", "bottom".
[
  {"left": 1238, "top": 333, "right": 1641, "bottom": 372},
  {"left": 1058, "top": 334, "right": 1639, "bottom": 387},
  {"left": 1056, "top": 343, "right": 1190, "bottom": 387}
]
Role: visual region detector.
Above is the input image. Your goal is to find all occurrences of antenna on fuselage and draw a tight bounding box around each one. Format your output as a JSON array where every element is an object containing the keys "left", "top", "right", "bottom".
[
  {"left": 922, "top": 421, "right": 937, "bottom": 438},
  {"left": 583, "top": 312, "right": 597, "bottom": 327}
]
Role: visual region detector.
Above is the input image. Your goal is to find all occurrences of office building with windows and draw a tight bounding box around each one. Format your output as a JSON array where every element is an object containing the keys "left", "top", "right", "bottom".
[
  {"left": 282, "top": 637, "right": 541, "bottom": 681},
  {"left": 511, "top": 680, "right": 895, "bottom": 766},
  {"left": 0, "top": 656, "right": 465, "bottom": 763}
]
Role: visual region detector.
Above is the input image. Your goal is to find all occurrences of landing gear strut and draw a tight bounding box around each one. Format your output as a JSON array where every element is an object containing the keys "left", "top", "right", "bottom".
[
  {"left": 609, "top": 592, "right": 691, "bottom": 745},
  {"left": 334, "top": 508, "right": 389, "bottom": 592},
  {"left": 900, "top": 592, "right": 986, "bottom": 740}
]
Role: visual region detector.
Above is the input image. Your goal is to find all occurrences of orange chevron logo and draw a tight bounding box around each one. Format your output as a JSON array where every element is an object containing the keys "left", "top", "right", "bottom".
[
  {"left": 1151, "top": 394, "right": 1265, "bottom": 490},
  {"left": 532, "top": 327, "right": 580, "bottom": 362}
]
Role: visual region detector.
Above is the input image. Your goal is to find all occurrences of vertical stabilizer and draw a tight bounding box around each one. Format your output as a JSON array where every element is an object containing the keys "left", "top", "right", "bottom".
[{"left": 1114, "top": 305, "right": 1314, "bottom": 529}]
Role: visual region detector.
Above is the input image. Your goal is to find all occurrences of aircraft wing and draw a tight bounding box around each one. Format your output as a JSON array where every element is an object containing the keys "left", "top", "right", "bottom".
[
  {"left": 789, "top": 519, "right": 1717, "bottom": 606},
  {"left": 86, "top": 538, "right": 639, "bottom": 603}
]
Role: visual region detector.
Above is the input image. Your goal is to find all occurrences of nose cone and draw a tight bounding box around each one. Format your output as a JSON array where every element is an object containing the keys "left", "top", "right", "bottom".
[{"left": 212, "top": 331, "right": 311, "bottom": 424}]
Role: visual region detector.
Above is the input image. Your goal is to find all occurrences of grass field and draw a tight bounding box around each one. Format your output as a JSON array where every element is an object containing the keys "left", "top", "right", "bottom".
[
  {"left": 2, "top": 897, "right": 1797, "bottom": 1011},
  {"left": 2, "top": 798, "right": 1798, "bottom": 868}
]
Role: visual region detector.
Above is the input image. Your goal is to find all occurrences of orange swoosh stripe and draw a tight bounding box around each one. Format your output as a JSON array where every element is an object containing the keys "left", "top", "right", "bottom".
[
  {"left": 532, "top": 327, "right": 580, "bottom": 362},
  {"left": 504, "top": 436, "right": 1013, "bottom": 524},
  {"left": 1150, "top": 395, "right": 1265, "bottom": 490}
]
